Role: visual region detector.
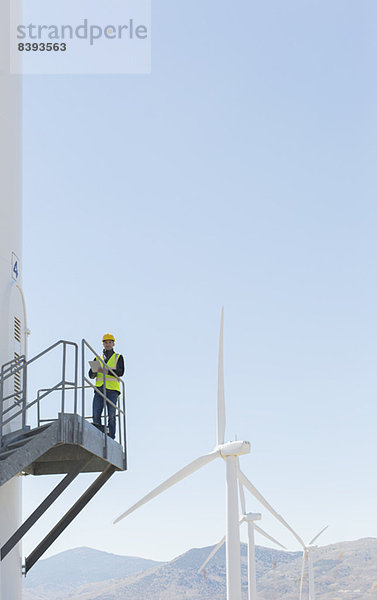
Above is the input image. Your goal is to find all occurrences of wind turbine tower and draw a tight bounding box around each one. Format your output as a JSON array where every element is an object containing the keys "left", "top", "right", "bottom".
[
  {"left": 0, "top": 0, "right": 24, "bottom": 597},
  {"left": 0, "top": 7, "right": 128, "bottom": 597}
]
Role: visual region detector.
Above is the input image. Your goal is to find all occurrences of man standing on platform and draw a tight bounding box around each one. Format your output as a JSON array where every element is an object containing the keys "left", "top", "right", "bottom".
[{"left": 89, "top": 333, "right": 125, "bottom": 439}]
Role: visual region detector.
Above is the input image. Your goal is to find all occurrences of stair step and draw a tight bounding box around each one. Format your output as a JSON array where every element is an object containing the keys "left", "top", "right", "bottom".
[
  {"left": 21, "top": 423, "right": 52, "bottom": 439},
  {"left": 6, "top": 438, "right": 30, "bottom": 450},
  {"left": 0, "top": 449, "right": 16, "bottom": 461},
  {"left": 1, "top": 426, "right": 31, "bottom": 447},
  {"left": 1, "top": 423, "right": 52, "bottom": 451}
]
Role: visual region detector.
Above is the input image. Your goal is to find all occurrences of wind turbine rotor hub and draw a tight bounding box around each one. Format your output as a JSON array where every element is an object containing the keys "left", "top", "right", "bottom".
[{"left": 218, "top": 440, "right": 251, "bottom": 457}]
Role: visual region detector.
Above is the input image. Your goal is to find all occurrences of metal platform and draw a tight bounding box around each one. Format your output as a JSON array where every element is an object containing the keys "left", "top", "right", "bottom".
[{"left": 0, "top": 413, "right": 125, "bottom": 486}]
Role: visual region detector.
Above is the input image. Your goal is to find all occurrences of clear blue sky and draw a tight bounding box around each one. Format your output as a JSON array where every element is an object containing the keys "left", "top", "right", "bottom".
[{"left": 21, "top": 0, "right": 377, "bottom": 562}]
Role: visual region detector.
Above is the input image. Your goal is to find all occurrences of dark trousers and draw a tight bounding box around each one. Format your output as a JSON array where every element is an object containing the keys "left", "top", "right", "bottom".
[{"left": 93, "top": 388, "right": 118, "bottom": 439}]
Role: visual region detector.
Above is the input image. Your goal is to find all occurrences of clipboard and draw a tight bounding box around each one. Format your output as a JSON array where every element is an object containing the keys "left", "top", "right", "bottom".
[{"left": 89, "top": 360, "right": 101, "bottom": 373}]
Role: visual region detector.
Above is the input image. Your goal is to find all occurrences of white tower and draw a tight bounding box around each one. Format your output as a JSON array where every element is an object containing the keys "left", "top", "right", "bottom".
[{"left": 0, "top": 0, "right": 25, "bottom": 597}]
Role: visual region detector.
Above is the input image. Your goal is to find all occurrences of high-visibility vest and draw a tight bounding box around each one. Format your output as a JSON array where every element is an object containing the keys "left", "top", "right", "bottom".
[{"left": 95, "top": 353, "right": 120, "bottom": 392}]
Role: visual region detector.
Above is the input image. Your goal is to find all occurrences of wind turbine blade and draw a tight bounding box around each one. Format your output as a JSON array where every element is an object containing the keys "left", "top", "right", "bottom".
[
  {"left": 198, "top": 535, "right": 226, "bottom": 573},
  {"left": 238, "top": 469, "right": 306, "bottom": 548},
  {"left": 308, "top": 525, "right": 329, "bottom": 546},
  {"left": 254, "top": 524, "right": 287, "bottom": 549},
  {"left": 114, "top": 450, "right": 220, "bottom": 524},
  {"left": 237, "top": 459, "right": 246, "bottom": 515},
  {"left": 199, "top": 514, "right": 247, "bottom": 574},
  {"left": 217, "top": 307, "right": 226, "bottom": 446}
]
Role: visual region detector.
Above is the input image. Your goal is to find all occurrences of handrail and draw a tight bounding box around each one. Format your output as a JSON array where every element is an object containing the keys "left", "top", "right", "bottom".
[
  {"left": 0, "top": 340, "right": 78, "bottom": 447},
  {"left": 0, "top": 340, "right": 76, "bottom": 382}
]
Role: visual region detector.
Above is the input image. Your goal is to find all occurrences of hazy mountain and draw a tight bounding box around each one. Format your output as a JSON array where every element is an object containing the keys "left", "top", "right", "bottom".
[
  {"left": 23, "top": 546, "right": 162, "bottom": 600},
  {"left": 23, "top": 538, "right": 377, "bottom": 600},
  {"left": 256, "top": 538, "right": 377, "bottom": 600}
]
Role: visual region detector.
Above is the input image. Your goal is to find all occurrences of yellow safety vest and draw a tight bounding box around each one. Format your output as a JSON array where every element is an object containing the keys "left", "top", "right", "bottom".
[{"left": 95, "top": 353, "right": 120, "bottom": 392}]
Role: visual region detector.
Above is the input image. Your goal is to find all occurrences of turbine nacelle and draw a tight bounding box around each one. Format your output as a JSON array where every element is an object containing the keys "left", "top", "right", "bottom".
[
  {"left": 218, "top": 440, "right": 251, "bottom": 457},
  {"left": 242, "top": 512, "right": 261, "bottom": 523}
]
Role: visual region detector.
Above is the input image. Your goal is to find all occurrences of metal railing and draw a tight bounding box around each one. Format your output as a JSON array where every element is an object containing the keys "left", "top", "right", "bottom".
[
  {"left": 81, "top": 339, "right": 127, "bottom": 462},
  {"left": 0, "top": 340, "right": 78, "bottom": 448},
  {"left": 36, "top": 385, "right": 92, "bottom": 427},
  {"left": 0, "top": 339, "right": 127, "bottom": 466}
]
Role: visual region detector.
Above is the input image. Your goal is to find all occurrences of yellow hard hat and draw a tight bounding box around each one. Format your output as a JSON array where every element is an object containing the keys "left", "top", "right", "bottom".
[{"left": 102, "top": 333, "right": 115, "bottom": 342}]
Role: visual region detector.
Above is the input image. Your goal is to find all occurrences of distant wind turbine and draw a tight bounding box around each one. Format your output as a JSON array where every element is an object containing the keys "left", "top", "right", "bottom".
[
  {"left": 198, "top": 469, "right": 287, "bottom": 600},
  {"left": 236, "top": 453, "right": 328, "bottom": 600},
  {"left": 114, "top": 308, "right": 250, "bottom": 600},
  {"left": 299, "top": 526, "right": 329, "bottom": 600}
]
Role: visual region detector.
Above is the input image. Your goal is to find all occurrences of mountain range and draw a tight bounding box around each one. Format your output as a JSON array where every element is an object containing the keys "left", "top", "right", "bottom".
[{"left": 23, "top": 537, "right": 377, "bottom": 599}]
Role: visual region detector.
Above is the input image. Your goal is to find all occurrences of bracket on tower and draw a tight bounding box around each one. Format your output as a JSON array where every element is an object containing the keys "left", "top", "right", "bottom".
[
  {"left": 1, "top": 458, "right": 91, "bottom": 562},
  {"left": 23, "top": 464, "right": 116, "bottom": 575}
]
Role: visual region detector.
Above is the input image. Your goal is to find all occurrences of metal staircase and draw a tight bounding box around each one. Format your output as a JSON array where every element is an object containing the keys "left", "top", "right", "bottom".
[{"left": 0, "top": 339, "right": 127, "bottom": 574}]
